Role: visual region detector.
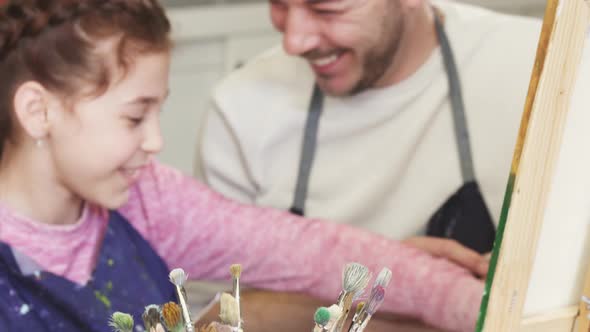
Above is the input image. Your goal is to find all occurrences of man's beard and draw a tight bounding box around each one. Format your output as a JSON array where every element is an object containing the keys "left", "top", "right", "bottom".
[{"left": 349, "top": 16, "right": 405, "bottom": 96}]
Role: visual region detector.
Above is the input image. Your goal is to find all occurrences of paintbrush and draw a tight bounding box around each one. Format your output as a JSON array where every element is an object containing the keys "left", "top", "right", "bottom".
[
  {"left": 347, "top": 301, "right": 365, "bottom": 332},
  {"left": 352, "top": 286, "right": 385, "bottom": 332},
  {"left": 229, "top": 264, "right": 242, "bottom": 330},
  {"left": 374, "top": 267, "right": 392, "bottom": 290},
  {"left": 108, "top": 312, "right": 134, "bottom": 332},
  {"left": 347, "top": 267, "right": 391, "bottom": 332},
  {"left": 169, "top": 268, "right": 195, "bottom": 332},
  {"left": 325, "top": 304, "right": 343, "bottom": 332},
  {"left": 142, "top": 305, "right": 167, "bottom": 332},
  {"left": 161, "top": 301, "right": 184, "bottom": 332},
  {"left": 332, "top": 263, "right": 370, "bottom": 332},
  {"left": 219, "top": 292, "right": 242, "bottom": 331},
  {"left": 142, "top": 305, "right": 162, "bottom": 332},
  {"left": 313, "top": 307, "right": 331, "bottom": 332}
]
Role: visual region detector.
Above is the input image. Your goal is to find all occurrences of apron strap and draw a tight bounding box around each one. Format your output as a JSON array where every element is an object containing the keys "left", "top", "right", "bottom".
[
  {"left": 289, "top": 84, "right": 324, "bottom": 216},
  {"left": 434, "top": 9, "right": 476, "bottom": 183}
]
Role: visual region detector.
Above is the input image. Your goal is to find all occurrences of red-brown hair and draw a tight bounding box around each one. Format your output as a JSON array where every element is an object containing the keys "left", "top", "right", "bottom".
[{"left": 0, "top": 0, "right": 172, "bottom": 158}]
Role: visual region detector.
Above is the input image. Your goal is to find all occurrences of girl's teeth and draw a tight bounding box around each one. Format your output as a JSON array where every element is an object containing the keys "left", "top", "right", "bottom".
[
  {"left": 313, "top": 54, "right": 339, "bottom": 66},
  {"left": 124, "top": 170, "right": 138, "bottom": 178}
]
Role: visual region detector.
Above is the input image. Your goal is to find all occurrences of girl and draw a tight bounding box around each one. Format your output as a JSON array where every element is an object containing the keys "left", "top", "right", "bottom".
[{"left": 0, "top": 0, "right": 483, "bottom": 331}]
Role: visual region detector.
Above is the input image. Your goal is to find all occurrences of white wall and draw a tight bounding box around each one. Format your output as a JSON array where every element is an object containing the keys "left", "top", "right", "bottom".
[
  {"left": 160, "top": 3, "right": 279, "bottom": 174},
  {"left": 459, "top": 0, "right": 547, "bottom": 16}
]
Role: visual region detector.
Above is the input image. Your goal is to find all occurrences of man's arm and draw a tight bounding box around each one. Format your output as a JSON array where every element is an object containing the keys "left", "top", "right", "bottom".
[{"left": 403, "top": 236, "right": 490, "bottom": 278}]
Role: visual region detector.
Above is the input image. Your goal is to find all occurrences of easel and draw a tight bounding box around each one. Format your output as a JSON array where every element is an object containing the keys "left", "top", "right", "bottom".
[
  {"left": 475, "top": 0, "right": 590, "bottom": 331},
  {"left": 577, "top": 263, "right": 590, "bottom": 331}
]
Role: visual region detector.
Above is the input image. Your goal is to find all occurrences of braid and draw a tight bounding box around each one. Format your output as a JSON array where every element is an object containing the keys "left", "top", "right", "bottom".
[
  {"left": 0, "top": 0, "right": 169, "bottom": 60},
  {"left": 1, "top": 1, "right": 77, "bottom": 59}
]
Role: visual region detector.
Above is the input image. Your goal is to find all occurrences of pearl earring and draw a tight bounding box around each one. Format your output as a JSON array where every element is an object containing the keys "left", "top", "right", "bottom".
[{"left": 36, "top": 139, "right": 44, "bottom": 148}]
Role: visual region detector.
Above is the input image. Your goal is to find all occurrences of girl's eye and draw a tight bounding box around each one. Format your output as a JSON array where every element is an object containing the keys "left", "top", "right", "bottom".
[{"left": 128, "top": 117, "right": 145, "bottom": 126}]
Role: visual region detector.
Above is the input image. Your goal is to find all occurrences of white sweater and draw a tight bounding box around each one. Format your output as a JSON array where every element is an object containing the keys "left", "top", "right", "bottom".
[{"left": 196, "top": 1, "right": 542, "bottom": 239}]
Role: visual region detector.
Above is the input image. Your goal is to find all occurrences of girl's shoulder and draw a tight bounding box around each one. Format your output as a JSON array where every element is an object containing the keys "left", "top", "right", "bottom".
[
  {"left": 123, "top": 159, "right": 208, "bottom": 212},
  {"left": 116, "top": 159, "right": 215, "bottom": 245}
]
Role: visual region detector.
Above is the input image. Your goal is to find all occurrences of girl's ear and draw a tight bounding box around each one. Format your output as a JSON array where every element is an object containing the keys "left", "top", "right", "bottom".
[{"left": 13, "top": 81, "right": 51, "bottom": 140}]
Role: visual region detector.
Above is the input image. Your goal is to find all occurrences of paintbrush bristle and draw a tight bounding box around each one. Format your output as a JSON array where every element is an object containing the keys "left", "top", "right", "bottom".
[
  {"left": 219, "top": 292, "right": 240, "bottom": 327},
  {"left": 230, "top": 264, "right": 242, "bottom": 278},
  {"left": 314, "top": 307, "right": 331, "bottom": 326},
  {"left": 142, "top": 304, "right": 162, "bottom": 331},
  {"left": 327, "top": 304, "right": 342, "bottom": 321},
  {"left": 375, "top": 267, "right": 392, "bottom": 288},
  {"left": 342, "top": 263, "right": 371, "bottom": 293},
  {"left": 356, "top": 301, "right": 365, "bottom": 313},
  {"left": 169, "top": 268, "right": 188, "bottom": 286},
  {"left": 161, "top": 302, "right": 183, "bottom": 331},
  {"left": 366, "top": 286, "right": 385, "bottom": 315},
  {"left": 108, "top": 312, "right": 134, "bottom": 332}
]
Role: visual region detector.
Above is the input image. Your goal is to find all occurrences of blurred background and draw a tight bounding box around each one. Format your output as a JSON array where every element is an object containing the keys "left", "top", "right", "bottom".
[{"left": 158, "top": 0, "right": 548, "bottom": 175}]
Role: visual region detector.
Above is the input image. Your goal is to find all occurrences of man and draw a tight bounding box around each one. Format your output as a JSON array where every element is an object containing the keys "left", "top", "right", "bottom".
[{"left": 196, "top": 0, "right": 541, "bottom": 277}]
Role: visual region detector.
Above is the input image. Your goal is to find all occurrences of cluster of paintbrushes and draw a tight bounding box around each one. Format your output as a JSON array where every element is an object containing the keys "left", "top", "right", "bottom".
[
  {"left": 312, "top": 263, "right": 391, "bottom": 332},
  {"left": 107, "top": 268, "right": 195, "bottom": 332},
  {"left": 107, "top": 264, "right": 243, "bottom": 332}
]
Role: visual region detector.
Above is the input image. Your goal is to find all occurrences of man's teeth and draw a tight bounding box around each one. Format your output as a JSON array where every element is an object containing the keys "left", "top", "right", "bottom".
[{"left": 312, "top": 54, "right": 339, "bottom": 66}]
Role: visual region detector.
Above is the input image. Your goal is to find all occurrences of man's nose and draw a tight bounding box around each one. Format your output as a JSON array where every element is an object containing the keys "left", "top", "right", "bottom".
[{"left": 282, "top": 8, "right": 321, "bottom": 56}]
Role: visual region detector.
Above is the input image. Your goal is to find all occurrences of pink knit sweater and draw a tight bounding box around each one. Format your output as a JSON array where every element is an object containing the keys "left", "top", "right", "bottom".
[{"left": 0, "top": 161, "right": 483, "bottom": 331}]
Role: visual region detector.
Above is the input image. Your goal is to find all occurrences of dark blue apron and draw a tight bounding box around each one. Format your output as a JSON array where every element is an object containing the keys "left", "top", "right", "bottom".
[{"left": 0, "top": 211, "right": 176, "bottom": 331}]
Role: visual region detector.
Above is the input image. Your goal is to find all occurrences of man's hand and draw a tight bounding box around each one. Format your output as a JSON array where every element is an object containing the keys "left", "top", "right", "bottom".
[{"left": 403, "top": 236, "right": 490, "bottom": 278}]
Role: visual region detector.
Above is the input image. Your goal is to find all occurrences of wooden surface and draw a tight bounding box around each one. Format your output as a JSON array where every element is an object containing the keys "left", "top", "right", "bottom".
[
  {"left": 520, "top": 306, "right": 577, "bottom": 332},
  {"left": 478, "top": 0, "right": 590, "bottom": 330},
  {"left": 195, "top": 290, "right": 442, "bottom": 332}
]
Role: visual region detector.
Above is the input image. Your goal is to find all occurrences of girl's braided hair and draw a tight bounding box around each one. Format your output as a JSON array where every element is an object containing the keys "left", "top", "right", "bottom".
[{"left": 0, "top": 0, "right": 171, "bottom": 158}]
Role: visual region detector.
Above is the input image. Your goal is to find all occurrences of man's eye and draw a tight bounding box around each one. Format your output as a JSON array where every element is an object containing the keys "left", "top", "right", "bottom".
[
  {"left": 315, "top": 9, "right": 338, "bottom": 15},
  {"left": 313, "top": 0, "right": 357, "bottom": 15},
  {"left": 313, "top": 4, "right": 347, "bottom": 16}
]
